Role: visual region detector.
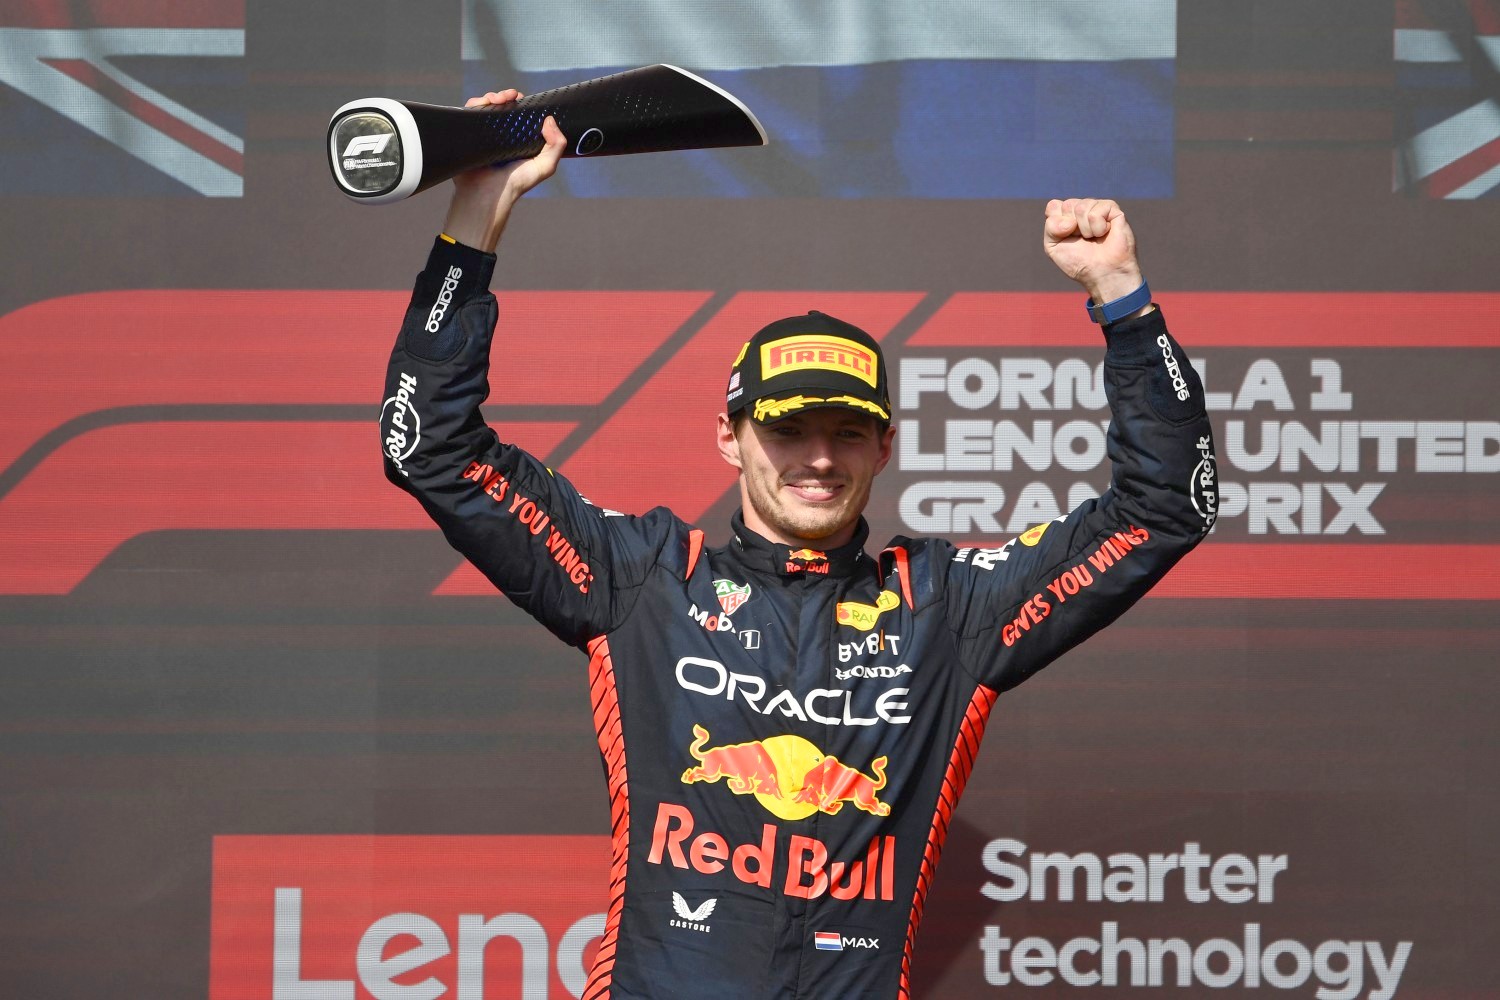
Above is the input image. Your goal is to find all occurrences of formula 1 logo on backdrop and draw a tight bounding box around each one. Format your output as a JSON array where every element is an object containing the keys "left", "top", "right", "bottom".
[
  {"left": 0, "top": 288, "right": 716, "bottom": 595},
  {"left": 1, "top": 290, "right": 1498, "bottom": 599},
  {"left": 0, "top": 288, "right": 912, "bottom": 596}
]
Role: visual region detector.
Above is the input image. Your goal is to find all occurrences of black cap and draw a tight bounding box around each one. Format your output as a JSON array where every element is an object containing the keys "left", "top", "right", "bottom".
[{"left": 725, "top": 311, "right": 891, "bottom": 424}]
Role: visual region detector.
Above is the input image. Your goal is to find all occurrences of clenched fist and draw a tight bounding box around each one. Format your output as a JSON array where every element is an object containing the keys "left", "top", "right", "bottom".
[{"left": 1043, "top": 198, "right": 1146, "bottom": 308}]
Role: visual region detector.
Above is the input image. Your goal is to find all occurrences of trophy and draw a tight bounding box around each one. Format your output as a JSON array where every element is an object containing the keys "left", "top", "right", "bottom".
[{"left": 327, "top": 64, "right": 767, "bottom": 204}]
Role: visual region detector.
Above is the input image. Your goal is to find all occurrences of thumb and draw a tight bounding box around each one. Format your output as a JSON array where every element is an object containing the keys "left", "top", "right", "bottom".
[
  {"left": 500, "top": 115, "right": 565, "bottom": 195},
  {"left": 531, "top": 116, "right": 566, "bottom": 176}
]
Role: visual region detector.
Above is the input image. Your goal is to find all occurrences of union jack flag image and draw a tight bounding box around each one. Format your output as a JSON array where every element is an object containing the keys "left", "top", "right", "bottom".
[
  {"left": 1395, "top": 0, "right": 1500, "bottom": 198},
  {"left": 0, "top": 0, "right": 244, "bottom": 196}
]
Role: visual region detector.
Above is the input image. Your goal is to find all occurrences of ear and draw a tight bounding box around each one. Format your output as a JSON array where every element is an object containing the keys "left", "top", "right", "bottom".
[
  {"left": 716, "top": 412, "right": 744, "bottom": 471},
  {"left": 873, "top": 423, "right": 896, "bottom": 476}
]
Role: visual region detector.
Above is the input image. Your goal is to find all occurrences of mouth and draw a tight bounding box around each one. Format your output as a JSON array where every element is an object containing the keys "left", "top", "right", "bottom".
[{"left": 785, "top": 482, "right": 844, "bottom": 503}]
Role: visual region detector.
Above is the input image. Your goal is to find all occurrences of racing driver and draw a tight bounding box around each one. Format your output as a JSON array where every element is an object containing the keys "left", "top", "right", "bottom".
[{"left": 380, "top": 91, "right": 1217, "bottom": 999}]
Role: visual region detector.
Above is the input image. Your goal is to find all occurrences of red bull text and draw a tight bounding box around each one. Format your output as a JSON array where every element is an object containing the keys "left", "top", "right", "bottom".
[
  {"left": 648, "top": 802, "right": 897, "bottom": 901},
  {"left": 784, "top": 549, "right": 830, "bottom": 575}
]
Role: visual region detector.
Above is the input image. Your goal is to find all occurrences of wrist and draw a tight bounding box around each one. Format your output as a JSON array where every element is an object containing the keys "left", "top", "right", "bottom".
[
  {"left": 443, "top": 186, "right": 520, "bottom": 254},
  {"left": 1085, "top": 278, "right": 1153, "bottom": 325},
  {"left": 1082, "top": 268, "right": 1144, "bottom": 305}
]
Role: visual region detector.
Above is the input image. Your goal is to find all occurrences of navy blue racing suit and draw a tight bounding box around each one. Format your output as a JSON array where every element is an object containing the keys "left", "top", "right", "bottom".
[{"left": 381, "top": 236, "right": 1217, "bottom": 999}]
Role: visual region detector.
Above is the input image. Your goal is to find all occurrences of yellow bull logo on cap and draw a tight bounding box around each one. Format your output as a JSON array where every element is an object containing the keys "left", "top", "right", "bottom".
[{"left": 835, "top": 591, "right": 900, "bottom": 632}]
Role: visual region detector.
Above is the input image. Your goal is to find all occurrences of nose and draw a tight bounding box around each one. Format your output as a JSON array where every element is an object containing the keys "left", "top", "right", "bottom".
[{"left": 801, "top": 431, "right": 838, "bottom": 473}]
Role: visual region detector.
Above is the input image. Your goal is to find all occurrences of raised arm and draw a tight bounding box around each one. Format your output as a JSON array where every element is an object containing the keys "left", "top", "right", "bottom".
[
  {"left": 379, "top": 92, "right": 675, "bottom": 647},
  {"left": 942, "top": 199, "right": 1217, "bottom": 691}
]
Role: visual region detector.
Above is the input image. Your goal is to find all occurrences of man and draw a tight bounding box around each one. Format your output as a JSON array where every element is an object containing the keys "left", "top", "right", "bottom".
[{"left": 381, "top": 90, "right": 1216, "bottom": 999}]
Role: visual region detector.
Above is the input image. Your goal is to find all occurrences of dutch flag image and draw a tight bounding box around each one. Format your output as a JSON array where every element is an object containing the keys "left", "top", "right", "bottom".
[{"left": 814, "top": 932, "right": 843, "bottom": 952}]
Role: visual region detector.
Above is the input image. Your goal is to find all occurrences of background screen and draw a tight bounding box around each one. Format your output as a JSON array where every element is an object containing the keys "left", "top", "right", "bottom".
[{"left": 0, "top": 1, "right": 1495, "bottom": 997}]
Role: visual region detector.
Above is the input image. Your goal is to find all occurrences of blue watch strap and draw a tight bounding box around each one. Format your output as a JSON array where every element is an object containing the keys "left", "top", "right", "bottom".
[{"left": 1085, "top": 280, "right": 1151, "bottom": 324}]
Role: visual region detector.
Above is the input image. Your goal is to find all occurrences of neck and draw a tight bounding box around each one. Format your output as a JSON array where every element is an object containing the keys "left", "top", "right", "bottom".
[{"left": 729, "top": 509, "right": 870, "bottom": 580}]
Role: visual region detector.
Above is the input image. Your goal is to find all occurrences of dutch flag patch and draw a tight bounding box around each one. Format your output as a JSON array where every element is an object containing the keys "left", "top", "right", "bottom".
[{"left": 814, "top": 931, "right": 843, "bottom": 951}]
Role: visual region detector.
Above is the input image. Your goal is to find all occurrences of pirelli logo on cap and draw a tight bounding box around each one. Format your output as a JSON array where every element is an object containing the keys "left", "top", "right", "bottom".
[{"left": 761, "top": 336, "right": 878, "bottom": 388}]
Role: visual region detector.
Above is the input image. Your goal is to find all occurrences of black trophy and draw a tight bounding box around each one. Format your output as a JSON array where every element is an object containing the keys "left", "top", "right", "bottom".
[{"left": 327, "top": 64, "right": 767, "bottom": 205}]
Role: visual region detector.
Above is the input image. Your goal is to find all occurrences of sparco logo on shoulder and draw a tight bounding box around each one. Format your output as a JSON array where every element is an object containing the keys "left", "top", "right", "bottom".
[
  {"left": 381, "top": 372, "right": 421, "bottom": 476},
  {"left": 425, "top": 265, "right": 462, "bottom": 333}
]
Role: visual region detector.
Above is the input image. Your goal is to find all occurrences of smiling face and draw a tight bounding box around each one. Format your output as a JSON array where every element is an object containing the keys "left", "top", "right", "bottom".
[{"left": 717, "top": 407, "right": 896, "bottom": 548}]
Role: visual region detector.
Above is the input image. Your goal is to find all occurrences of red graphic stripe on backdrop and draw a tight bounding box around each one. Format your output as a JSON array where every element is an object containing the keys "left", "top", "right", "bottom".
[
  {"left": 1022, "top": 543, "right": 1500, "bottom": 601},
  {"left": 433, "top": 291, "right": 925, "bottom": 595},
  {"left": 0, "top": 420, "right": 573, "bottom": 594},
  {"left": 906, "top": 293, "right": 1500, "bottom": 348},
  {"left": 42, "top": 58, "right": 244, "bottom": 174},
  {"left": 15, "top": 0, "right": 243, "bottom": 28},
  {"left": 0, "top": 290, "right": 707, "bottom": 480}
]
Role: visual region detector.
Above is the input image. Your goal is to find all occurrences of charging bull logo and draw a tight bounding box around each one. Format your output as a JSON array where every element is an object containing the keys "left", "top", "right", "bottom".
[
  {"left": 795, "top": 754, "right": 890, "bottom": 817},
  {"left": 681, "top": 725, "right": 891, "bottom": 820},
  {"left": 681, "top": 725, "right": 780, "bottom": 796}
]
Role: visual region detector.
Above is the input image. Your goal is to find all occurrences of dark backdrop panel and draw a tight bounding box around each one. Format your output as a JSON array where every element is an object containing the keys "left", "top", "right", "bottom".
[{"left": 1, "top": 1, "right": 1496, "bottom": 997}]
